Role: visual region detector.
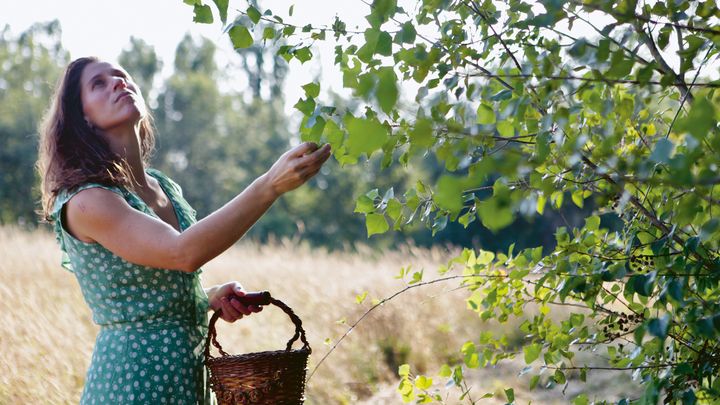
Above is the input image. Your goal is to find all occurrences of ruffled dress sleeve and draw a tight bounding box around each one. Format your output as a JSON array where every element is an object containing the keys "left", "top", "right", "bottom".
[{"left": 50, "top": 183, "right": 126, "bottom": 272}]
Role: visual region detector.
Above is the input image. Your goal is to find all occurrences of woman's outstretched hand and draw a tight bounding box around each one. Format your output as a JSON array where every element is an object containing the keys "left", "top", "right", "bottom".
[
  {"left": 207, "top": 282, "right": 263, "bottom": 323},
  {"left": 262, "top": 142, "right": 331, "bottom": 197}
]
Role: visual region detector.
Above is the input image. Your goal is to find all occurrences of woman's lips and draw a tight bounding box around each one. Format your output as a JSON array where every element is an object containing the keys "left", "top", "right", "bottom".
[{"left": 115, "top": 91, "right": 133, "bottom": 103}]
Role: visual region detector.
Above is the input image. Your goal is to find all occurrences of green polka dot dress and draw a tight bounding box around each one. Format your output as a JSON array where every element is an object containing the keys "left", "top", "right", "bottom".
[{"left": 51, "top": 168, "right": 216, "bottom": 405}]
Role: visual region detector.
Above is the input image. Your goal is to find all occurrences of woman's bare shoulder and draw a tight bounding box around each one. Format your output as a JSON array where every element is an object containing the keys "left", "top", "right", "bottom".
[{"left": 64, "top": 187, "right": 130, "bottom": 241}]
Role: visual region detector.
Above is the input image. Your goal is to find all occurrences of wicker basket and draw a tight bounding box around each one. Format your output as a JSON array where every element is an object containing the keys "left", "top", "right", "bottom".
[{"left": 204, "top": 291, "right": 312, "bottom": 405}]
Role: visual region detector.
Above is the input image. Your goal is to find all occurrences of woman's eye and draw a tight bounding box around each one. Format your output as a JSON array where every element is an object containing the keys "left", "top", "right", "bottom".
[{"left": 92, "top": 80, "right": 104, "bottom": 89}]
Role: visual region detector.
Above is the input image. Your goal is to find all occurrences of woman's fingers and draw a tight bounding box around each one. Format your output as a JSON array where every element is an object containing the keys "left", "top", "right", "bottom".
[
  {"left": 291, "top": 142, "right": 320, "bottom": 157},
  {"left": 229, "top": 297, "right": 253, "bottom": 315},
  {"left": 220, "top": 296, "right": 243, "bottom": 322},
  {"left": 297, "top": 144, "right": 331, "bottom": 167}
]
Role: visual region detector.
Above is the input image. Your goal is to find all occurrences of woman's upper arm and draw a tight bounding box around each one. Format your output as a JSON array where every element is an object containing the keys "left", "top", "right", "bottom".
[{"left": 64, "top": 187, "right": 193, "bottom": 272}]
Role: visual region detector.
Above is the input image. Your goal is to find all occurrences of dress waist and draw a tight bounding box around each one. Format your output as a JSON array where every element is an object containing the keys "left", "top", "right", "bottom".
[{"left": 99, "top": 317, "right": 207, "bottom": 332}]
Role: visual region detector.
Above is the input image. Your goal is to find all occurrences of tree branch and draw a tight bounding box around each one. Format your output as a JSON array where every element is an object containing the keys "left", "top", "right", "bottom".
[
  {"left": 463, "top": 72, "right": 720, "bottom": 88},
  {"left": 634, "top": 22, "right": 694, "bottom": 102},
  {"left": 569, "top": 0, "right": 720, "bottom": 35}
]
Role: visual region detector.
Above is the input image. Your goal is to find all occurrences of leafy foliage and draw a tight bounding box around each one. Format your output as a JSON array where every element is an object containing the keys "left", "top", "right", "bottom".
[
  {"left": 185, "top": 0, "right": 720, "bottom": 401},
  {"left": 0, "top": 22, "right": 68, "bottom": 225}
]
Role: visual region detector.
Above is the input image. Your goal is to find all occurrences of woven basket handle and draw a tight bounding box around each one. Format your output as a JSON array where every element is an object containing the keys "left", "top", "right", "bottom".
[{"left": 204, "top": 291, "right": 311, "bottom": 360}]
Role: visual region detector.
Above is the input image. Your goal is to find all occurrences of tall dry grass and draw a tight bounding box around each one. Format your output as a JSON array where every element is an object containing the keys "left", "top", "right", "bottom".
[{"left": 0, "top": 227, "right": 640, "bottom": 404}]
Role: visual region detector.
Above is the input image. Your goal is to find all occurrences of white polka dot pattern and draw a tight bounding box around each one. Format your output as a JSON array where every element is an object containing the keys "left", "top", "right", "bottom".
[{"left": 51, "top": 169, "right": 214, "bottom": 405}]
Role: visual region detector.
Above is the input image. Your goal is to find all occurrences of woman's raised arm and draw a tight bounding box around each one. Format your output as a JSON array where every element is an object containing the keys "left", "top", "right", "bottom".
[{"left": 64, "top": 142, "right": 331, "bottom": 272}]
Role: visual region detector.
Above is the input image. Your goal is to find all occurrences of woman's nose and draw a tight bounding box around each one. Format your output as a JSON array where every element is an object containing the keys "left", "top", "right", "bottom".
[{"left": 112, "top": 76, "right": 128, "bottom": 92}]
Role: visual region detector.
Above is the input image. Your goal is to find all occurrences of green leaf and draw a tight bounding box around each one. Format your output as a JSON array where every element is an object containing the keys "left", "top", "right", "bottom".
[
  {"left": 409, "top": 118, "right": 435, "bottom": 148},
  {"left": 490, "top": 89, "right": 513, "bottom": 101},
  {"left": 607, "top": 49, "right": 634, "bottom": 78},
  {"left": 415, "top": 375, "right": 433, "bottom": 390},
  {"left": 678, "top": 97, "right": 716, "bottom": 140},
  {"left": 585, "top": 215, "right": 600, "bottom": 231},
  {"left": 302, "top": 82, "right": 320, "bottom": 98},
  {"left": 409, "top": 269, "right": 423, "bottom": 284},
  {"left": 536, "top": 193, "right": 546, "bottom": 215},
  {"left": 554, "top": 369, "right": 566, "bottom": 384},
  {"left": 657, "top": 24, "right": 672, "bottom": 50},
  {"left": 631, "top": 272, "right": 656, "bottom": 297},
  {"left": 247, "top": 5, "right": 261, "bottom": 24},
  {"left": 262, "top": 27, "right": 276, "bottom": 40},
  {"left": 386, "top": 198, "right": 403, "bottom": 223},
  {"left": 193, "top": 4, "right": 214, "bottom": 23},
  {"left": 398, "top": 21, "right": 416, "bottom": 43},
  {"left": 497, "top": 120, "right": 514, "bottom": 137},
  {"left": 433, "top": 175, "right": 465, "bottom": 216},
  {"left": 649, "top": 138, "right": 673, "bottom": 164},
  {"left": 573, "top": 394, "right": 589, "bottom": 405},
  {"left": 505, "top": 388, "right": 515, "bottom": 402},
  {"left": 366, "top": 213, "right": 389, "bottom": 236},
  {"left": 371, "top": 0, "right": 397, "bottom": 22},
  {"left": 295, "top": 47, "right": 313, "bottom": 63},
  {"left": 354, "top": 195, "right": 375, "bottom": 214},
  {"left": 700, "top": 218, "right": 720, "bottom": 241},
  {"left": 377, "top": 31, "right": 393, "bottom": 56},
  {"left": 212, "top": 0, "right": 228, "bottom": 23},
  {"left": 571, "top": 189, "right": 584, "bottom": 208},
  {"left": 344, "top": 115, "right": 389, "bottom": 158},
  {"left": 529, "top": 375, "right": 540, "bottom": 390},
  {"left": 524, "top": 343, "right": 542, "bottom": 363},
  {"left": 377, "top": 67, "right": 398, "bottom": 114},
  {"left": 323, "top": 119, "right": 345, "bottom": 147},
  {"left": 476, "top": 103, "right": 496, "bottom": 124},
  {"left": 461, "top": 341, "right": 479, "bottom": 368},
  {"left": 356, "top": 291, "right": 368, "bottom": 304},
  {"left": 477, "top": 184, "right": 514, "bottom": 232},
  {"left": 439, "top": 364, "right": 452, "bottom": 377},
  {"left": 398, "top": 364, "right": 410, "bottom": 377},
  {"left": 648, "top": 314, "right": 670, "bottom": 340},
  {"left": 293, "top": 97, "right": 316, "bottom": 116},
  {"left": 228, "top": 25, "right": 253, "bottom": 49},
  {"left": 357, "top": 29, "right": 380, "bottom": 63}
]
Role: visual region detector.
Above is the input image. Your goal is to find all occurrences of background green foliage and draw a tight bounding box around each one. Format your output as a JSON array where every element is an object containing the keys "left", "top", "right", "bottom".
[
  {"left": 183, "top": 0, "right": 720, "bottom": 402},
  {"left": 0, "top": 22, "right": 67, "bottom": 224}
]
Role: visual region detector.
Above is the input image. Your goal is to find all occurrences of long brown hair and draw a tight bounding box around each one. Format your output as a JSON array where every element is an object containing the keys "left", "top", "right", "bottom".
[{"left": 37, "top": 57, "right": 156, "bottom": 222}]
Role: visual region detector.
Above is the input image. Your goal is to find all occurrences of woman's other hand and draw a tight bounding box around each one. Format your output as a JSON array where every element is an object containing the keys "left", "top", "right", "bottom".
[
  {"left": 262, "top": 142, "right": 331, "bottom": 197},
  {"left": 207, "top": 282, "right": 263, "bottom": 323}
]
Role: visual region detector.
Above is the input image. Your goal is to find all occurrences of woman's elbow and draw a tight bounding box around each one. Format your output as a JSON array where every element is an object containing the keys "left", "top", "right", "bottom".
[
  {"left": 171, "top": 242, "right": 203, "bottom": 273},
  {"left": 179, "top": 254, "right": 204, "bottom": 273}
]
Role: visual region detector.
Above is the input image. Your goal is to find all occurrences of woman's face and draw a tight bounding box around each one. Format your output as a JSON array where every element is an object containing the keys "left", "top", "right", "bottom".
[{"left": 80, "top": 61, "right": 146, "bottom": 132}]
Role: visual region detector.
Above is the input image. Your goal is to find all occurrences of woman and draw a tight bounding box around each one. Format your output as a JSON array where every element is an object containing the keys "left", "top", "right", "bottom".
[{"left": 37, "top": 57, "right": 331, "bottom": 404}]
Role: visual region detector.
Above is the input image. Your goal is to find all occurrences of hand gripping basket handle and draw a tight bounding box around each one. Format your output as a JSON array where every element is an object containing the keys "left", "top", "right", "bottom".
[{"left": 204, "top": 291, "right": 311, "bottom": 360}]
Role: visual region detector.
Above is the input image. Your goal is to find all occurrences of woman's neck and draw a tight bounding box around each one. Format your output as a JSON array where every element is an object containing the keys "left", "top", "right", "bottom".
[{"left": 102, "top": 123, "right": 149, "bottom": 189}]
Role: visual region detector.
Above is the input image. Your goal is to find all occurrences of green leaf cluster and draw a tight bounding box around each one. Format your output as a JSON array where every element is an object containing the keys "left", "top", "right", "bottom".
[{"left": 185, "top": 0, "right": 720, "bottom": 401}]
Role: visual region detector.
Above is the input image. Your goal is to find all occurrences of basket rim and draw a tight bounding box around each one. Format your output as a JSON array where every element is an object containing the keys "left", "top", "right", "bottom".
[{"left": 205, "top": 346, "right": 311, "bottom": 365}]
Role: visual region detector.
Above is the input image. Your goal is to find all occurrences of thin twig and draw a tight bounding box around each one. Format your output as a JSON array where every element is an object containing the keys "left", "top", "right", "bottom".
[{"left": 306, "top": 274, "right": 509, "bottom": 381}]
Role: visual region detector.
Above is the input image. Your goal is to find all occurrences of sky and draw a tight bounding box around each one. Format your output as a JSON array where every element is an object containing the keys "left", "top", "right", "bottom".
[{"left": 2, "top": 0, "right": 369, "bottom": 114}]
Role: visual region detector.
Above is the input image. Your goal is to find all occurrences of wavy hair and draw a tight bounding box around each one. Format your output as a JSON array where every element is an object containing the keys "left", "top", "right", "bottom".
[{"left": 37, "top": 57, "right": 156, "bottom": 221}]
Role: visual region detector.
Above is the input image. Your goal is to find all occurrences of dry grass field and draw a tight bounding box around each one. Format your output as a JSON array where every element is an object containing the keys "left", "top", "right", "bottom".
[{"left": 0, "top": 227, "right": 641, "bottom": 404}]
